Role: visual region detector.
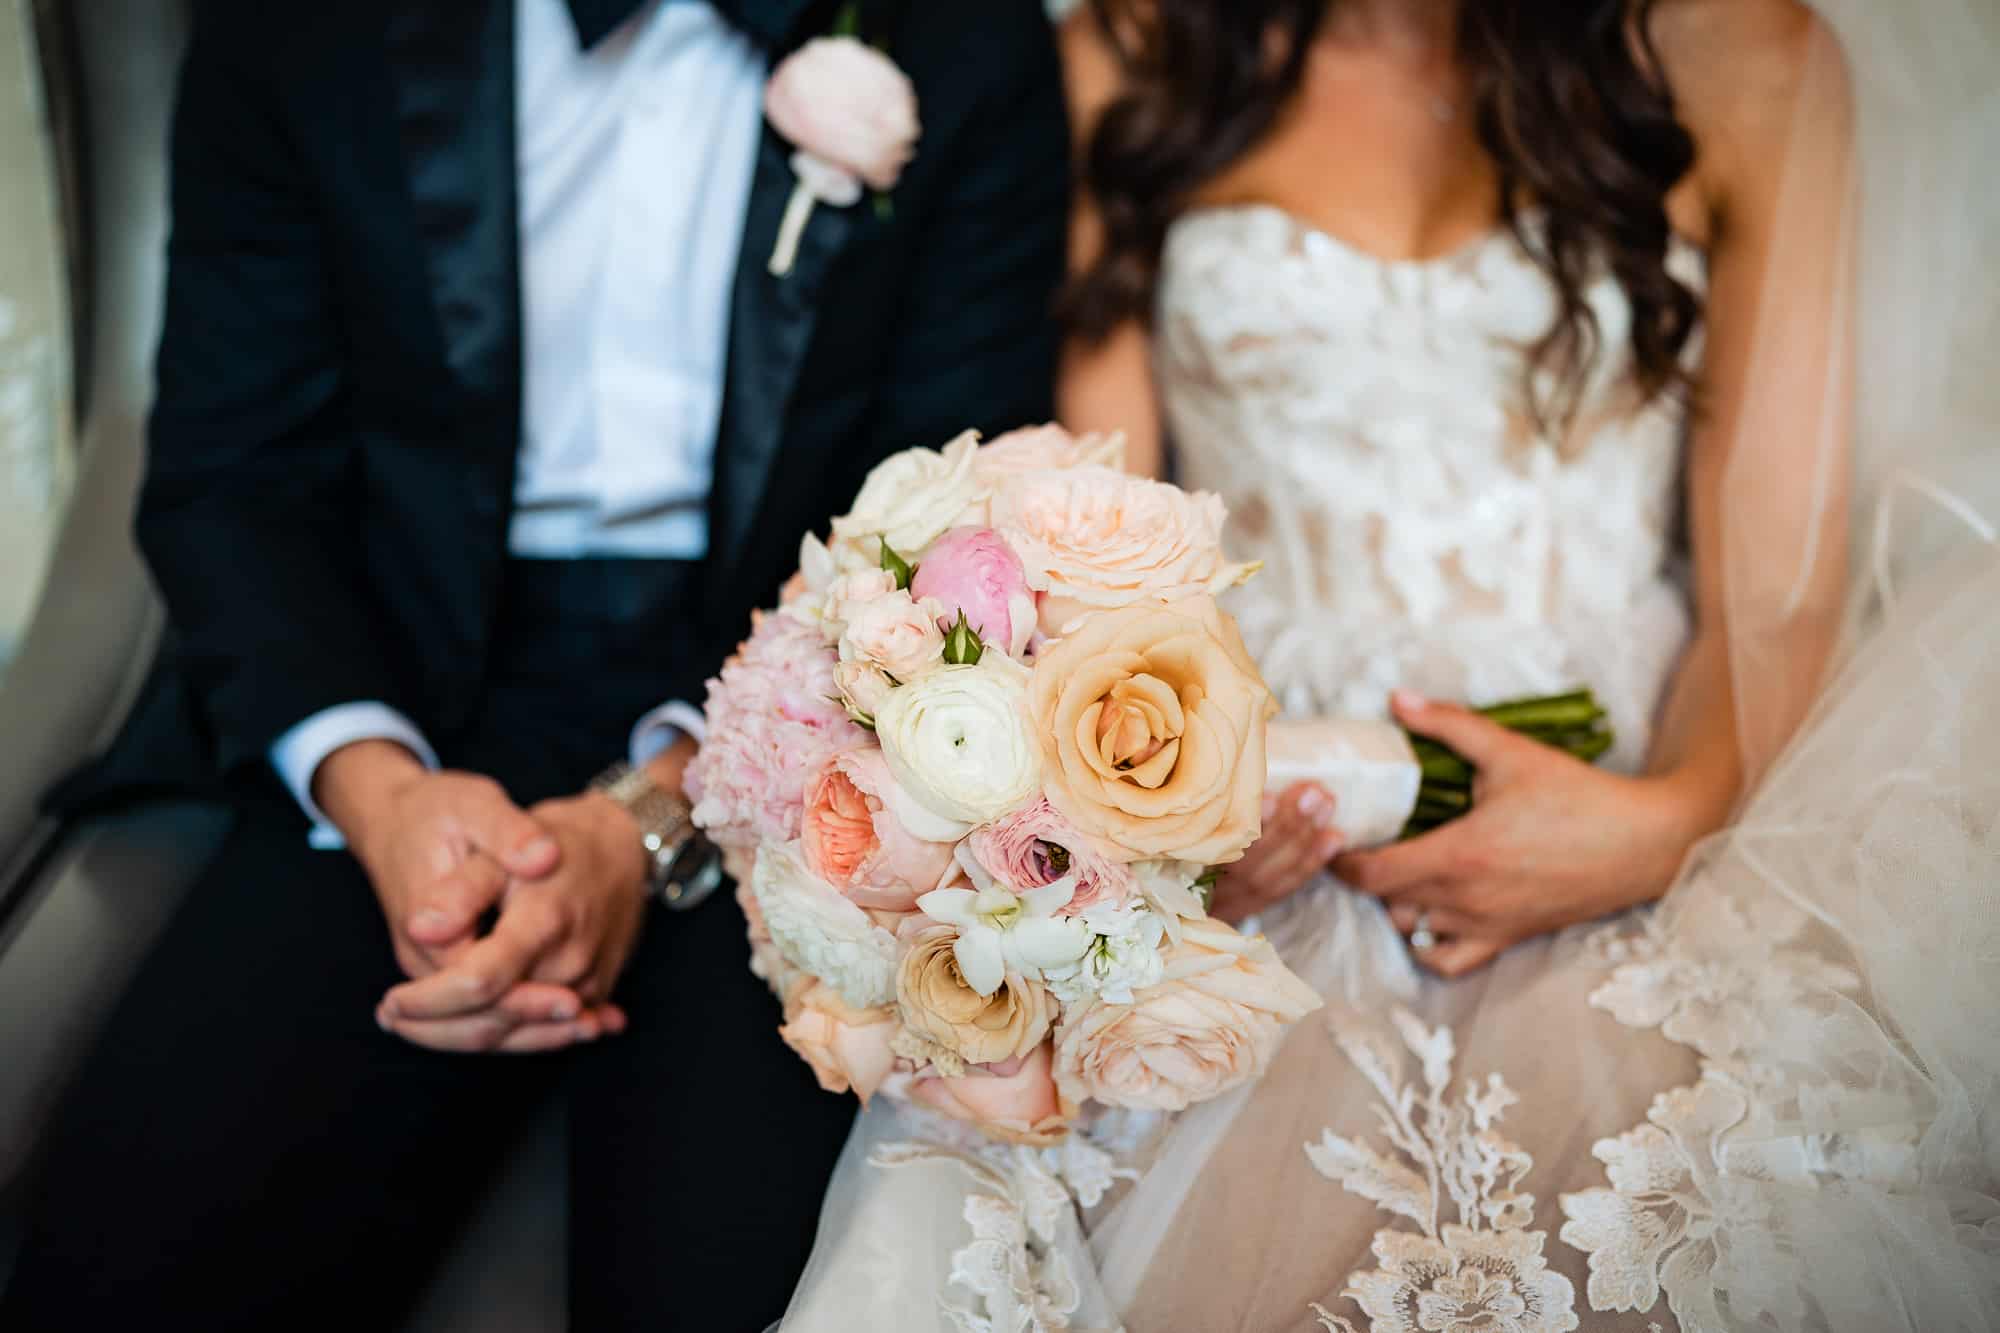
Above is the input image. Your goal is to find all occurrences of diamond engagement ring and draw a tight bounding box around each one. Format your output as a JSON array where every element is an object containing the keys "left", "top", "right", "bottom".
[{"left": 1408, "top": 911, "right": 1437, "bottom": 952}]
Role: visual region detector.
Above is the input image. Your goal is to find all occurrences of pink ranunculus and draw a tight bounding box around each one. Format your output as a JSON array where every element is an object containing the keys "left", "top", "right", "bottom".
[
  {"left": 972, "top": 424, "right": 1126, "bottom": 484},
  {"left": 799, "top": 747, "right": 959, "bottom": 912},
  {"left": 764, "top": 37, "right": 920, "bottom": 194},
  {"left": 908, "top": 1040, "right": 1075, "bottom": 1146},
  {"left": 909, "top": 527, "right": 1038, "bottom": 659},
  {"left": 966, "top": 797, "right": 1137, "bottom": 916},
  {"left": 685, "top": 611, "right": 871, "bottom": 850}
]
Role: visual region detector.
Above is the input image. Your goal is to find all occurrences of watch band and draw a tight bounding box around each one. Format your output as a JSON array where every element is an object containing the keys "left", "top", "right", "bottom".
[{"left": 589, "top": 762, "right": 724, "bottom": 912}]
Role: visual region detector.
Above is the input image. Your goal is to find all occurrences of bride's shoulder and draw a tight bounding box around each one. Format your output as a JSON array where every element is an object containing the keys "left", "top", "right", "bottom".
[
  {"left": 1056, "top": 3, "right": 1139, "bottom": 141},
  {"left": 1645, "top": 0, "right": 1849, "bottom": 210}
]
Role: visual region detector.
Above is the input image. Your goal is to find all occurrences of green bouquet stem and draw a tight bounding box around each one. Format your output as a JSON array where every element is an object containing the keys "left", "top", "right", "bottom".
[{"left": 1399, "top": 690, "right": 1614, "bottom": 839}]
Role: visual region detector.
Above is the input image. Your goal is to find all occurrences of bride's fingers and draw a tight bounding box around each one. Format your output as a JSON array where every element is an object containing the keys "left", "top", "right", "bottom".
[
  {"left": 1412, "top": 934, "right": 1505, "bottom": 979},
  {"left": 1386, "top": 901, "right": 1476, "bottom": 939},
  {"left": 1334, "top": 823, "right": 1467, "bottom": 898}
]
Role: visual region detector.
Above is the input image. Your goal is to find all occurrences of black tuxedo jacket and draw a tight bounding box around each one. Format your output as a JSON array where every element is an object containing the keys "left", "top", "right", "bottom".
[{"left": 77, "top": 0, "right": 1067, "bottom": 804}]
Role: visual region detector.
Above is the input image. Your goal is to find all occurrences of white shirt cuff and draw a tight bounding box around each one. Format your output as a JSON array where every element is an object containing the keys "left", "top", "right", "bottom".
[
  {"left": 629, "top": 700, "right": 707, "bottom": 767},
  {"left": 270, "top": 702, "right": 439, "bottom": 850}
]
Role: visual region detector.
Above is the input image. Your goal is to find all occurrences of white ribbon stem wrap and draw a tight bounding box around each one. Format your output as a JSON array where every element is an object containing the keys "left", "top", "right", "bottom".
[
  {"left": 768, "top": 179, "right": 817, "bottom": 277},
  {"left": 1263, "top": 717, "right": 1421, "bottom": 849}
]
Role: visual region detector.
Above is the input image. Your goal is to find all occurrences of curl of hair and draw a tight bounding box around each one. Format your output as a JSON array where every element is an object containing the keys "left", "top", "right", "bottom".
[{"left": 1062, "top": 0, "right": 1703, "bottom": 422}]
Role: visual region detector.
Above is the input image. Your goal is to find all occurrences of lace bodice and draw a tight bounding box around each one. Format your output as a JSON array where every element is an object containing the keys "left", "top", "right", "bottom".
[{"left": 1159, "top": 204, "right": 1705, "bottom": 767}]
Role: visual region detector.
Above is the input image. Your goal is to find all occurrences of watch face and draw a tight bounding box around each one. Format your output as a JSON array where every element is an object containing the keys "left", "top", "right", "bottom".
[{"left": 661, "top": 837, "right": 725, "bottom": 911}]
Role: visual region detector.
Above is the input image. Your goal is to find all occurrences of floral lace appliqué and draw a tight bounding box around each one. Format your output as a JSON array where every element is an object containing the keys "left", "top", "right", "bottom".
[
  {"left": 1306, "top": 1009, "right": 1579, "bottom": 1333},
  {"left": 872, "top": 1126, "right": 1134, "bottom": 1333}
]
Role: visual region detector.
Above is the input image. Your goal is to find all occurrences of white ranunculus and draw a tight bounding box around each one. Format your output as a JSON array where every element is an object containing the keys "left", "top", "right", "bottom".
[
  {"left": 874, "top": 658, "right": 1042, "bottom": 829},
  {"left": 750, "top": 839, "right": 900, "bottom": 1009},
  {"left": 830, "top": 431, "right": 988, "bottom": 558}
]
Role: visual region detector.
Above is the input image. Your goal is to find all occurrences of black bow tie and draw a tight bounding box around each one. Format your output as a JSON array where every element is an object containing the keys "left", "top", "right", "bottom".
[
  {"left": 564, "top": 0, "right": 820, "bottom": 51},
  {"left": 565, "top": 0, "right": 651, "bottom": 49}
]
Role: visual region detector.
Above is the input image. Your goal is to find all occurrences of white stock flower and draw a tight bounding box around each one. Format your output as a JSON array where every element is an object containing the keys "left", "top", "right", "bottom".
[
  {"left": 750, "top": 840, "right": 900, "bottom": 1008},
  {"left": 1044, "top": 899, "right": 1168, "bottom": 1007},
  {"left": 875, "top": 657, "right": 1040, "bottom": 830},
  {"left": 830, "top": 431, "right": 987, "bottom": 558},
  {"left": 916, "top": 845, "right": 1092, "bottom": 997}
]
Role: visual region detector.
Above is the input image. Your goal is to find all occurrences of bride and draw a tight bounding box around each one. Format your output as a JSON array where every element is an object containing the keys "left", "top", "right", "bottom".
[{"left": 777, "top": 0, "right": 2000, "bottom": 1328}]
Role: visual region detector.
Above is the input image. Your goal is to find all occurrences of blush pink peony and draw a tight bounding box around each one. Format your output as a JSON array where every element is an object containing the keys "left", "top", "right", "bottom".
[
  {"left": 908, "top": 526, "right": 1037, "bottom": 658},
  {"left": 685, "top": 611, "right": 870, "bottom": 850},
  {"left": 799, "top": 747, "right": 958, "bottom": 912}
]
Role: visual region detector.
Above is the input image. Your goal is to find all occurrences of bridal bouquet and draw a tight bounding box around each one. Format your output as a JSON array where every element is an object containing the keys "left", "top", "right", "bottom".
[{"left": 685, "top": 426, "right": 1322, "bottom": 1144}]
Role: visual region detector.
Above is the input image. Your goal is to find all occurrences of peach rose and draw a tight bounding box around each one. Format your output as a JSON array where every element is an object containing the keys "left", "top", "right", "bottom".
[
  {"left": 839, "top": 588, "right": 946, "bottom": 681},
  {"left": 1052, "top": 919, "right": 1321, "bottom": 1112},
  {"left": 909, "top": 1041, "right": 1076, "bottom": 1146},
  {"left": 897, "top": 925, "right": 1055, "bottom": 1066},
  {"left": 780, "top": 981, "right": 900, "bottom": 1104},
  {"left": 972, "top": 424, "right": 1126, "bottom": 484},
  {"left": 1029, "top": 597, "right": 1275, "bottom": 864},
  {"left": 800, "top": 747, "right": 959, "bottom": 912},
  {"left": 989, "top": 465, "right": 1256, "bottom": 636}
]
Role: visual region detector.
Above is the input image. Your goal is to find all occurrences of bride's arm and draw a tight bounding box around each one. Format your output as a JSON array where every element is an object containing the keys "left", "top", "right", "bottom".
[
  {"left": 1644, "top": 0, "right": 1853, "bottom": 806},
  {"left": 1333, "top": 2, "right": 1854, "bottom": 974},
  {"left": 1055, "top": 8, "right": 1165, "bottom": 479}
]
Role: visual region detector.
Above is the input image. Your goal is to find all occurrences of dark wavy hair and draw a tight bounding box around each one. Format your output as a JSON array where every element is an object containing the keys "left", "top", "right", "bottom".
[{"left": 1062, "top": 0, "right": 1703, "bottom": 422}]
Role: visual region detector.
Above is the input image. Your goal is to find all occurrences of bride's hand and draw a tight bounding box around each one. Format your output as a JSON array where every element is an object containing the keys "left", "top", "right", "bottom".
[
  {"left": 1209, "top": 781, "right": 1344, "bottom": 924},
  {"left": 1332, "top": 691, "right": 1717, "bottom": 977}
]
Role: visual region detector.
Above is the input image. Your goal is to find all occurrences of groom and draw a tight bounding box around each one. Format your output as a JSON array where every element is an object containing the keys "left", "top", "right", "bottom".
[{"left": 1, "top": 0, "right": 1065, "bottom": 1328}]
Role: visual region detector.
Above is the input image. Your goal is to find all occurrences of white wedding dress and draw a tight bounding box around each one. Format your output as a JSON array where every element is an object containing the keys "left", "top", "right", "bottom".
[{"left": 775, "top": 7, "right": 2000, "bottom": 1326}]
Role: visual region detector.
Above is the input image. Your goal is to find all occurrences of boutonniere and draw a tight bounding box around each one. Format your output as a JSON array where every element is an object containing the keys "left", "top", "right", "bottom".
[{"left": 762, "top": 7, "right": 920, "bottom": 276}]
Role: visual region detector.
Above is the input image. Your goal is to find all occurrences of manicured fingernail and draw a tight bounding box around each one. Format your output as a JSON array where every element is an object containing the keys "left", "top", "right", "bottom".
[
  {"left": 1392, "top": 689, "right": 1428, "bottom": 712},
  {"left": 1298, "top": 788, "right": 1330, "bottom": 816},
  {"left": 519, "top": 837, "right": 557, "bottom": 861},
  {"left": 551, "top": 1001, "right": 577, "bottom": 1021},
  {"left": 412, "top": 909, "right": 451, "bottom": 933},
  {"left": 375, "top": 1009, "right": 393, "bottom": 1032}
]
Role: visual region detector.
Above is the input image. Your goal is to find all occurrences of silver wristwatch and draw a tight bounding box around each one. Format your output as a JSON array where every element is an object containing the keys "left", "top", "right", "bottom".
[{"left": 589, "top": 761, "right": 725, "bottom": 911}]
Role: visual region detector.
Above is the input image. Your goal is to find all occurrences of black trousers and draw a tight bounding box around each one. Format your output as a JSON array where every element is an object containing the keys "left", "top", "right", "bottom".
[{"left": 1, "top": 560, "right": 853, "bottom": 1332}]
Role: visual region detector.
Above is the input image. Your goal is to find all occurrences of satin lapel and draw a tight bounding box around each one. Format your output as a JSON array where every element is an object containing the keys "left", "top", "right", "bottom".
[
  {"left": 385, "top": 0, "right": 522, "bottom": 419},
  {"left": 710, "top": 125, "right": 860, "bottom": 579}
]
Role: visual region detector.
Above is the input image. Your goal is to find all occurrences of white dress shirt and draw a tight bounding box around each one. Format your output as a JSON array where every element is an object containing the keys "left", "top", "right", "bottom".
[{"left": 273, "top": 0, "right": 758, "bottom": 840}]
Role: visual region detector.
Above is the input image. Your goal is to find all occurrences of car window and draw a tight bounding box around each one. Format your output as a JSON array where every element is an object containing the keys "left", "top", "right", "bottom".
[{"left": 0, "top": 7, "right": 77, "bottom": 679}]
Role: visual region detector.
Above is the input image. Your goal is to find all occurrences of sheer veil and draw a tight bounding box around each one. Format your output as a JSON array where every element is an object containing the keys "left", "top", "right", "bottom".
[{"left": 778, "top": 2, "right": 2000, "bottom": 1328}]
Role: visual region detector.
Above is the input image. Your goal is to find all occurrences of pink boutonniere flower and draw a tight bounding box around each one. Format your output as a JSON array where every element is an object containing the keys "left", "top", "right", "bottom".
[{"left": 763, "top": 30, "right": 920, "bottom": 276}]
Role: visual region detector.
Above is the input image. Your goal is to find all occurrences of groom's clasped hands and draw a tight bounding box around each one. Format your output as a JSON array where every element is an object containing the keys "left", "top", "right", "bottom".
[{"left": 315, "top": 735, "right": 662, "bottom": 1053}]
